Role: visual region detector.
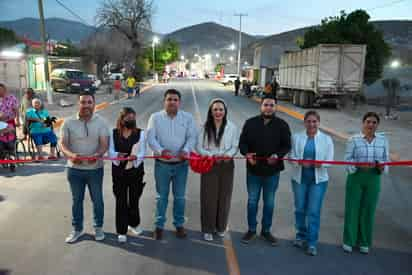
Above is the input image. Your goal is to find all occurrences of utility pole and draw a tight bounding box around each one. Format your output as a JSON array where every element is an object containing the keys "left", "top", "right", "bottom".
[
  {"left": 234, "top": 13, "right": 247, "bottom": 76},
  {"left": 37, "top": 0, "right": 53, "bottom": 104}
]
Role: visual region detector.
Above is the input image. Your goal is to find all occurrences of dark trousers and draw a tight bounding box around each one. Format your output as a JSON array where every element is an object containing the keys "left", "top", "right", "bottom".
[
  {"left": 200, "top": 160, "right": 234, "bottom": 233},
  {"left": 112, "top": 169, "right": 145, "bottom": 235}
]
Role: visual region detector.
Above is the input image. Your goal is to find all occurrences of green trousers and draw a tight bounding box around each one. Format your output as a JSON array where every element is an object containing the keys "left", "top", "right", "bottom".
[{"left": 343, "top": 169, "right": 381, "bottom": 247}]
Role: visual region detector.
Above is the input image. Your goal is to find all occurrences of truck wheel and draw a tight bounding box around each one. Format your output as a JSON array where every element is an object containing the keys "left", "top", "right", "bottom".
[{"left": 299, "top": 91, "right": 307, "bottom": 107}]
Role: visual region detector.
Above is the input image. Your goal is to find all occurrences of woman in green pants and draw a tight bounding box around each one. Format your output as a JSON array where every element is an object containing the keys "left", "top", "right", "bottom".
[{"left": 342, "top": 112, "right": 389, "bottom": 254}]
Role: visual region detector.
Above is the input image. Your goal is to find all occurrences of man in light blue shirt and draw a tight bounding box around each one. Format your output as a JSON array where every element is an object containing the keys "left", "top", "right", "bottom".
[{"left": 146, "top": 89, "right": 198, "bottom": 240}]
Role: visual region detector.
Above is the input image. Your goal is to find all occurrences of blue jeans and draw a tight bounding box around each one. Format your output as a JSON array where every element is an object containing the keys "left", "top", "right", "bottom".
[
  {"left": 292, "top": 180, "right": 328, "bottom": 247},
  {"left": 246, "top": 173, "right": 280, "bottom": 232},
  {"left": 154, "top": 160, "right": 189, "bottom": 229},
  {"left": 67, "top": 168, "right": 104, "bottom": 232}
]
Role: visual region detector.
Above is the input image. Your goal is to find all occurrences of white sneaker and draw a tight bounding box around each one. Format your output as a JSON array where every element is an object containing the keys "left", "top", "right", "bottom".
[
  {"left": 217, "top": 231, "right": 225, "bottom": 238},
  {"left": 342, "top": 244, "right": 353, "bottom": 253},
  {"left": 65, "top": 231, "right": 83, "bottom": 244},
  {"left": 204, "top": 233, "right": 214, "bottom": 242},
  {"left": 118, "top": 235, "right": 127, "bottom": 243},
  {"left": 360, "top": 246, "right": 369, "bottom": 254},
  {"left": 128, "top": 225, "right": 143, "bottom": 236},
  {"left": 95, "top": 227, "right": 105, "bottom": 241}
]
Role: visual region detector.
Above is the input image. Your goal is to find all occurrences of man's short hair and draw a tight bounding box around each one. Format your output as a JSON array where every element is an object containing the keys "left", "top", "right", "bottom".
[
  {"left": 164, "top": 89, "right": 181, "bottom": 100},
  {"left": 261, "top": 94, "right": 277, "bottom": 104},
  {"left": 79, "top": 91, "right": 95, "bottom": 102}
]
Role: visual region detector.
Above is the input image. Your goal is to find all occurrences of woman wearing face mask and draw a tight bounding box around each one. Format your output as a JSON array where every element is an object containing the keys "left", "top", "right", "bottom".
[
  {"left": 197, "top": 98, "right": 239, "bottom": 242},
  {"left": 290, "top": 111, "right": 334, "bottom": 256},
  {"left": 109, "top": 107, "right": 146, "bottom": 243}
]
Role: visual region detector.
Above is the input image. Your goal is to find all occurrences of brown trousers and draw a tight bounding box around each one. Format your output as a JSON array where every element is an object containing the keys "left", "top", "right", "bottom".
[{"left": 200, "top": 160, "right": 234, "bottom": 233}]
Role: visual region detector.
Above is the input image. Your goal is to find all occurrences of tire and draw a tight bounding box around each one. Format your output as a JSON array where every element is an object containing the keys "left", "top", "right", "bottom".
[{"left": 228, "top": 81, "right": 233, "bottom": 85}]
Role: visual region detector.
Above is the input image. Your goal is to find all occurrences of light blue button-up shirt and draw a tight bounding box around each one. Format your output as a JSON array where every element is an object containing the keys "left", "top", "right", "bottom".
[{"left": 146, "top": 110, "right": 198, "bottom": 161}]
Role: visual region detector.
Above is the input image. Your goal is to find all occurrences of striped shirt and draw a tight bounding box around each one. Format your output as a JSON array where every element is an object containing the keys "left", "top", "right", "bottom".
[
  {"left": 146, "top": 110, "right": 198, "bottom": 162},
  {"left": 344, "top": 132, "right": 389, "bottom": 174}
]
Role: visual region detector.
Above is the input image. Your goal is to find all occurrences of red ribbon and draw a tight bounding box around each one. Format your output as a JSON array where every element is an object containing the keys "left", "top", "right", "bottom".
[{"left": 1, "top": 155, "right": 412, "bottom": 167}]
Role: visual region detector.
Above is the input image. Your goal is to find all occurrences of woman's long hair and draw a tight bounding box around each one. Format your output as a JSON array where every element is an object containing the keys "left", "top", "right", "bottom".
[
  {"left": 116, "top": 107, "right": 138, "bottom": 133},
  {"left": 203, "top": 99, "right": 228, "bottom": 148}
]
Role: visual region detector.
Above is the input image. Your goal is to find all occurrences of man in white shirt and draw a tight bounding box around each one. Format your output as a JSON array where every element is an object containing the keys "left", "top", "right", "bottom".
[{"left": 146, "top": 89, "right": 198, "bottom": 240}]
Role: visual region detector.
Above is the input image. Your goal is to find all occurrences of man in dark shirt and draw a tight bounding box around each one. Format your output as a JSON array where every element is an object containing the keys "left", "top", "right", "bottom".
[{"left": 239, "top": 94, "right": 291, "bottom": 245}]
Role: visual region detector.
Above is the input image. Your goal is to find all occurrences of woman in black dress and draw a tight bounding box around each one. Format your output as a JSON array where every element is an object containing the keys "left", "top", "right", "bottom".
[{"left": 109, "top": 107, "right": 146, "bottom": 243}]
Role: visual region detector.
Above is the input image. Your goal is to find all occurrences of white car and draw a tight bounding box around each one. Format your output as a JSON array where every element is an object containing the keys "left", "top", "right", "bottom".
[
  {"left": 220, "top": 74, "right": 247, "bottom": 85},
  {"left": 87, "top": 74, "right": 101, "bottom": 89}
]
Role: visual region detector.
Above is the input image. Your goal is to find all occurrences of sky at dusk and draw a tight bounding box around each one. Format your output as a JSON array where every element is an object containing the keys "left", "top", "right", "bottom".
[{"left": 1, "top": 0, "right": 411, "bottom": 35}]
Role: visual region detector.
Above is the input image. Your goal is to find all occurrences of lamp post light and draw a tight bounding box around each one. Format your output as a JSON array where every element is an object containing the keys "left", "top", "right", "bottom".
[
  {"left": 390, "top": 60, "right": 400, "bottom": 69},
  {"left": 152, "top": 36, "right": 159, "bottom": 81}
]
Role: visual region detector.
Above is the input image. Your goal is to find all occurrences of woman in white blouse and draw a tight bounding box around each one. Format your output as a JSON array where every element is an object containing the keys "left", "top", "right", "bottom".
[
  {"left": 290, "top": 111, "right": 334, "bottom": 256},
  {"left": 197, "top": 98, "right": 239, "bottom": 241},
  {"left": 109, "top": 107, "right": 146, "bottom": 243}
]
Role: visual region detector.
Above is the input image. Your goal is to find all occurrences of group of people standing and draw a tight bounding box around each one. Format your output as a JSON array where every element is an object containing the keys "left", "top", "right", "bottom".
[{"left": 58, "top": 88, "right": 389, "bottom": 257}]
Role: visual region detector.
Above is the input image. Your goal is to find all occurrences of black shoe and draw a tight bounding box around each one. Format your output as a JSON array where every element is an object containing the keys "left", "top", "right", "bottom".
[
  {"left": 176, "top": 227, "right": 187, "bottom": 239},
  {"left": 261, "top": 231, "right": 279, "bottom": 246},
  {"left": 153, "top": 228, "right": 163, "bottom": 240},
  {"left": 241, "top": 231, "right": 256, "bottom": 244}
]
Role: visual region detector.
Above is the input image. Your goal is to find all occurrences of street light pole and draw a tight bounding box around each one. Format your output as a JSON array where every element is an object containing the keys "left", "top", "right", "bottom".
[
  {"left": 37, "top": 0, "right": 52, "bottom": 104},
  {"left": 152, "top": 37, "right": 159, "bottom": 82},
  {"left": 234, "top": 13, "right": 247, "bottom": 76}
]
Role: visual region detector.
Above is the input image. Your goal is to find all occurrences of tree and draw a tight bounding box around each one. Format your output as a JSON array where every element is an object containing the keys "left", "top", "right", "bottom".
[
  {"left": 96, "top": 0, "right": 153, "bottom": 60},
  {"left": 0, "top": 28, "right": 19, "bottom": 48},
  {"left": 144, "top": 39, "right": 180, "bottom": 73},
  {"left": 301, "top": 10, "right": 391, "bottom": 84}
]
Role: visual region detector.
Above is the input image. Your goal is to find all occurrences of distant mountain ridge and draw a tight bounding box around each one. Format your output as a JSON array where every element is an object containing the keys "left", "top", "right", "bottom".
[{"left": 1, "top": 17, "right": 411, "bottom": 61}]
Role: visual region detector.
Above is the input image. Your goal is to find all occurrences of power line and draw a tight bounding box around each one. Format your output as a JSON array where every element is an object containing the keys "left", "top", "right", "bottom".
[{"left": 54, "top": 0, "right": 90, "bottom": 26}]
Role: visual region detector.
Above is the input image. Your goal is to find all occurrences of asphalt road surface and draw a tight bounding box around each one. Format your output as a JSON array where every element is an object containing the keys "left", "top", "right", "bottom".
[{"left": 1, "top": 79, "right": 411, "bottom": 275}]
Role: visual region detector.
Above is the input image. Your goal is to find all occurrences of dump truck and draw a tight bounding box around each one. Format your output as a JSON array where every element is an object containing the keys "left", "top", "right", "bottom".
[{"left": 278, "top": 44, "right": 367, "bottom": 107}]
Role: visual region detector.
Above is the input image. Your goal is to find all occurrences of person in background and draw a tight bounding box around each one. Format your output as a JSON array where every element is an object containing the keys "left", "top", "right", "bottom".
[
  {"left": 234, "top": 77, "right": 241, "bottom": 96},
  {"left": 239, "top": 94, "right": 291, "bottom": 246},
  {"left": 264, "top": 82, "right": 272, "bottom": 96},
  {"left": 60, "top": 92, "right": 110, "bottom": 244},
  {"left": 146, "top": 89, "right": 198, "bottom": 240},
  {"left": 109, "top": 107, "right": 146, "bottom": 243},
  {"left": 126, "top": 75, "right": 136, "bottom": 99},
  {"left": 290, "top": 110, "right": 334, "bottom": 256},
  {"left": 197, "top": 98, "right": 239, "bottom": 241},
  {"left": 0, "top": 83, "right": 20, "bottom": 128},
  {"left": 113, "top": 76, "right": 122, "bottom": 100},
  {"left": 20, "top": 88, "right": 38, "bottom": 138},
  {"left": 271, "top": 78, "right": 279, "bottom": 99},
  {"left": 26, "top": 98, "right": 58, "bottom": 160},
  {"left": 342, "top": 112, "right": 389, "bottom": 255}
]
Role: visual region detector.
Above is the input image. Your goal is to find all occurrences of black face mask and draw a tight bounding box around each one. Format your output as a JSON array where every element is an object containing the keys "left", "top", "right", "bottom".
[{"left": 124, "top": 120, "right": 136, "bottom": 129}]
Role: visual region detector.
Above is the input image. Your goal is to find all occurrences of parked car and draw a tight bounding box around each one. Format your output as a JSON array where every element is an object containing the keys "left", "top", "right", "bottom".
[
  {"left": 51, "top": 69, "right": 94, "bottom": 93},
  {"left": 220, "top": 74, "right": 247, "bottom": 85}
]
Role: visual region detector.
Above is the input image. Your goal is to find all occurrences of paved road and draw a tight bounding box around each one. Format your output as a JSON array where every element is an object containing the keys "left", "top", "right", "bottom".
[{"left": 1, "top": 79, "right": 411, "bottom": 275}]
